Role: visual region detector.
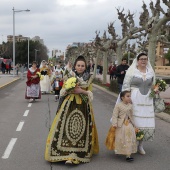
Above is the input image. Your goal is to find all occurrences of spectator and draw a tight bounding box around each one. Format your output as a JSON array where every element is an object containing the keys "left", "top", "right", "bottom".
[
  {"left": 97, "top": 65, "right": 100, "bottom": 75},
  {"left": 1, "top": 61, "right": 6, "bottom": 74},
  {"left": 116, "top": 58, "right": 129, "bottom": 92},
  {"left": 92, "top": 63, "right": 95, "bottom": 71},
  {"left": 99, "top": 65, "right": 103, "bottom": 75},
  {"left": 108, "top": 62, "right": 117, "bottom": 81},
  {"left": 9, "top": 62, "right": 11, "bottom": 74},
  {"left": 16, "top": 63, "right": 19, "bottom": 75},
  {"left": 6, "top": 63, "right": 9, "bottom": 74},
  {"left": 87, "top": 61, "right": 91, "bottom": 73}
]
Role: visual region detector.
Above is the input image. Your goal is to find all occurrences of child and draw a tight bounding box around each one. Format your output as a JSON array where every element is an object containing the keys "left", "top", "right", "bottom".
[
  {"left": 52, "top": 75, "right": 60, "bottom": 102},
  {"left": 110, "top": 90, "right": 137, "bottom": 162}
]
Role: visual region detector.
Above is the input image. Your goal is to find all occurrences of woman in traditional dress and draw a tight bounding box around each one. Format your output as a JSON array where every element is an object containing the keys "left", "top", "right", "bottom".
[
  {"left": 45, "top": 56, "right": 99, "bottom": 164},
  {"left": 25, "top": 61, "right": 41, "bottom": 102},
  {"left": 122, "top": 52, "right": 155, "bottom": 155},
  {"left": 40, "top": 60, "right": 51, "bottom": 94}
]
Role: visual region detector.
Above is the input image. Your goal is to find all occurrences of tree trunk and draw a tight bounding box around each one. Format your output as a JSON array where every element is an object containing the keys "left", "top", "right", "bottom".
[
  {"left": 148, "top": 31, "right": 159, "bottom": 69},
  {"left": 148, "top": 16, "right": 170, "bottom": 69},
  {"left": 116, "top": 45, "right": 123, "bottom": 64},
  {"left": 102, "top": 52, "right": 108, "bottom": 84},
  {"left": 93, "top": 49, "right": 100, "bottom": 78}
]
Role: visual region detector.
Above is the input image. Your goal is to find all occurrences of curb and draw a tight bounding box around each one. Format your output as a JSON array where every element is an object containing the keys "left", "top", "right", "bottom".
[
  {"left": 93, "top": 83, "right": 118, "bottom": 98},
  {"left": 93, "top": 83, "right": 170, "bottom": 124},
  {"left": 0, "top": 77, "right": 20, "bottom": 89}
]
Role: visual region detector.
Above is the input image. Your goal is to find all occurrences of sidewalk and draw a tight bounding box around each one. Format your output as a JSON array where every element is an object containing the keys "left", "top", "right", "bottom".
[
  {"left": 94, "top": 73, "right": 170, "bottom": 123},
  {"left": 0, "top": 73, "right": 21, "bottom": 89}
]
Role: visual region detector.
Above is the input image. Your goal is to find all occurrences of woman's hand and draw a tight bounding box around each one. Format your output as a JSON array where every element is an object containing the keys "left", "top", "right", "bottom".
[
  {"left": 73, "top": 86, "right": 84, "bottom": 94},
  {"left": 31, "top": 75, "right": 38, "bottom": 79}
]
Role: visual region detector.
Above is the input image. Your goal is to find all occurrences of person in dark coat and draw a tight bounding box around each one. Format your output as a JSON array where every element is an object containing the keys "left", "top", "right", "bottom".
[
  {"left": 116, "top": 58, "right": 129, "bottom": 92},
  {"left": 87, "top": 61, "right": 91, "bottom": 73},
  {"left": 1, "top": 61, "right": 6, "bottom": 74}
]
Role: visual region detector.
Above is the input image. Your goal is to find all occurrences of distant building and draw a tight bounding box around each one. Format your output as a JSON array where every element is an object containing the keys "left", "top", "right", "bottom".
[
  {"left": 52, "top": 49, "right": 63, "bottom": 58},
  {"left": 32, "top": 36, "right": 44, "bottom": 45},
  {"left": 52, "top": 49, "right": 64, "bottom": 64},
  {"left": 7, "top": 34, "right": 28, "bottom": 42},
  {"left": 7, "top": 35, "right": 44, "bottom": 45},
  {"left": 156, "top": 42, "right": 169, "bottom": 66}
]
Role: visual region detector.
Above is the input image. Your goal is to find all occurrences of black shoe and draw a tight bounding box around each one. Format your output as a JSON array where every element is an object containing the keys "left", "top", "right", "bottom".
[{"left": 126, "top": 157, "right": 134, "bottom": 162}]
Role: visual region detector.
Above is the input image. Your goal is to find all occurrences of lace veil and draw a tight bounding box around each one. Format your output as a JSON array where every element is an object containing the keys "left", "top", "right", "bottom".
[
  {"left": 122, "top": 56, "right": 155, "bottom": 91},
  {"left": 40, "top": 60, "right": 47, "bottom": 68}
]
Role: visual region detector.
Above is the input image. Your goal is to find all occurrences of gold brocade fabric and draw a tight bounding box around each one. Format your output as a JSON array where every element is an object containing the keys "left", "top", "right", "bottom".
[
  {"left": 105, "top": 126, "right": 116, "bottom": 150},
  {"left": 45, "top": 93, "right": 99, "bottom": 163},
  {"left": 114, "top": 120, "right": 137, "bottom": 155}
]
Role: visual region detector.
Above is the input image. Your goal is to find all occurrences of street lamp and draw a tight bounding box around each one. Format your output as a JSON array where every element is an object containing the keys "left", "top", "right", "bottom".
[
  {"left": 35, "top": 49, "right": 39, "bottom": 62},
  {"left": 28, "top": 37, "right": 30, "bottom": 69},
  {"left": 12, "top": 7, "right": 30, "bottom": 77}
]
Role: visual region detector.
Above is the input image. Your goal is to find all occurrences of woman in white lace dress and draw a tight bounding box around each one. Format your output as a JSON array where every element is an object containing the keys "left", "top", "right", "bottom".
[{"left": 122, "top": 53, "right": 155, "bottom": 155}]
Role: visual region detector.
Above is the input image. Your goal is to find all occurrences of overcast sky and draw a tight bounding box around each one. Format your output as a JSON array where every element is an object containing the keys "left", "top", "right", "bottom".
[{"left": 0, "top": 0, "right": 163, "bottom": 56}]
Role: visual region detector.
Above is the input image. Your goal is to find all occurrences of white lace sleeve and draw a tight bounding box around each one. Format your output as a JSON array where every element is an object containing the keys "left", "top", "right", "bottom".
[{"left": 60, "top": 88, "right": 67, "bottom": 97}]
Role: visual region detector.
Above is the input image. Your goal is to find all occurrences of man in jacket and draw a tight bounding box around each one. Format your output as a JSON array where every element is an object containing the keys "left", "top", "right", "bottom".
[{"left": 116, "top": 58, "right": 129, "bottom": 92}]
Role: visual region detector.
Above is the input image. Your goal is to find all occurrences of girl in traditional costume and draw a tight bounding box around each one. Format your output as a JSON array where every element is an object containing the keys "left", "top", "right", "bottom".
[
  {"left": 40, "top": 60, "right": 51, "bottom": 94},
  {"left": 120, "top": 53, "right": 155, "bottom": 155},
  {"left": 25, "top": 61, "right": 41, "bottom": 102},
  {"left": 45, "top": 56, "right": 99, "bottom": 164},
  {"left": 109, "top": 90, "right": 137, "bottom": 162}
]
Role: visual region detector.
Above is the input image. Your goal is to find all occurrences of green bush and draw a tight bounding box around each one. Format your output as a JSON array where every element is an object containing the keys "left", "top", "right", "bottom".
[
  {"left": 109, "top": 79, "right": 119, "bottom": 94},
  {"left": 164, "top": 102, "right": 170, "bottom": 115},
  {"left": 93, "top": 78, "right": 103, "bottom": 85},
  {"left": 162, "top": 78, "right": 170, "bottom": 84}
]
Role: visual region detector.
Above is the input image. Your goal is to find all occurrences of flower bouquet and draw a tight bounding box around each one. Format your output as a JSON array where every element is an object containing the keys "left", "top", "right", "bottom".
[
  {"left": 65, "top": 77, "right": 89, "bottom": 102},
  {"left": 135, "top": 128, "right": 144, "bottom": 141},
  {"left": 65, "top": 77, "right": 77, "bottom": 90},
  {"left": 36, "top": 72, "right": 41, "bottom": 77},
  {"left": 36, "top": 71, "right": 44, "bottom": 80},
  {"left": 149, "top": 79, "right": 167, "bottom": 98}
]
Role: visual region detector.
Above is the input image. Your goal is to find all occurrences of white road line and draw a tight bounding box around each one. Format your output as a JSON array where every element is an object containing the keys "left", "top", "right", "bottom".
[
  {"left": 2, "top": 138, "right": 17, "bottom": 159},
  {"left": 28, "top": 103, "right": 32, "bottom": 107},
  {"left": 23, "top": 110, "right": 29, "bottom": 117},
  {"left": 16, "top": 121, "right": 24, "bottom": 132}
]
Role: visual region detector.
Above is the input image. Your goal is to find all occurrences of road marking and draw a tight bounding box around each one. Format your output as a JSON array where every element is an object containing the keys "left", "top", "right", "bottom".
[
  {"left": 2, "top": 138, "right": 17, "bottom": 159},
  {"left": 23, "top": 110, "right": 29, "bottom": 117},
  {"left": 28, "top": 103, "right": 32, "bottom": 107},
  {"left": 16, "top": 121, "right": 24, "bottom": 131}
]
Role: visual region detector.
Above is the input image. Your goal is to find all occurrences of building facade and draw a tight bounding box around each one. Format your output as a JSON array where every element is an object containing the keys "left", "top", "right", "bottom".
[
  {"left": 7, "top": 35, "right": 28, "bottom": 42},
  {"left": 7, "top": 35, "right": 44, "bottom": 45},
  {"left": 31, "top": 36, "right": 44, "bottom": 44}
]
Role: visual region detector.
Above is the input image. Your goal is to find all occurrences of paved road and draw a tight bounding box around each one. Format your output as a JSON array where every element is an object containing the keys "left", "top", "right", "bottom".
[{"left": 0, "top": 80, "right": 170, "bottom": 170}]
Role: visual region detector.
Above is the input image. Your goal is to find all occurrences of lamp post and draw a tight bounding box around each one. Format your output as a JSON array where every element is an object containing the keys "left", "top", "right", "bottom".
[
  {"left": 12, "top": 7, "right": 30, "bottom": 77},
  {"left": 35, "top": 49, "right": 39, "bottom": 62},
  {"left": 28, "top": 37, "right": 30, "bottom": 69}
]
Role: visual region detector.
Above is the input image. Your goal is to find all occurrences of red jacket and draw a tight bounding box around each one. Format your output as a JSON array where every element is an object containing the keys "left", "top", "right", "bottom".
[
  {"left": 108, "top": 65, "right": 116, "bottom": 74},
  {"left": 26, "top": 68, "right": 40, "bottom": 86}
]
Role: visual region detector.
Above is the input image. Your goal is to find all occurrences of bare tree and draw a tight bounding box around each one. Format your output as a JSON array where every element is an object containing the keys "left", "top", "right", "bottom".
[
  {"left": 140, "top": 0, "right": 170, "bottom": 67},
  {"left": 0, "top": 44, "right": 8, "bottom": 56},
  {"left": 108, "top": 8, "right": 146, "bottom": 64}
]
